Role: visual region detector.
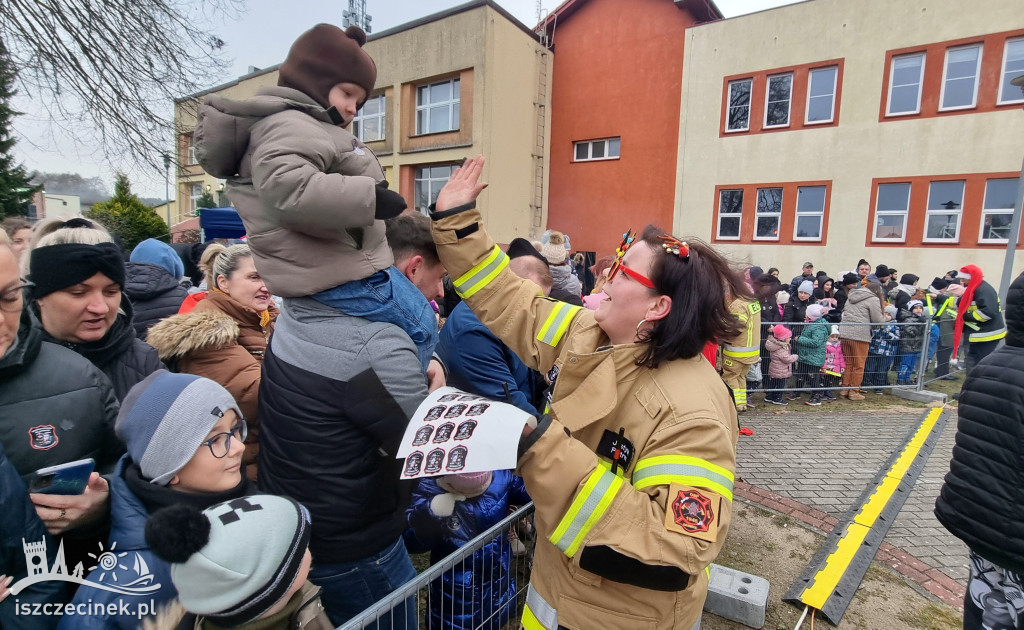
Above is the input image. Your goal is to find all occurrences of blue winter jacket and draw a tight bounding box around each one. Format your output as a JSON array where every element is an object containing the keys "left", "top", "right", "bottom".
[
  {"left": 58, "top": 457, "right": 175, "bottom": 630},
  {"left": 437, "top": 302, "right": 542, "bottom": 415},
  {"left": 0, "top": 443, "right": 63, "bottom": 629},
  {"left": 406, "top": 471, "right": 530, "bottom": 630}
]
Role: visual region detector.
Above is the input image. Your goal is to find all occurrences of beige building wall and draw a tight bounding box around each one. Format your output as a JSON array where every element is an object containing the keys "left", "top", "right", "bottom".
[
  {"left": 172, "top": 1, "right": 551, "bottom": 245},
  {"left": 677, "top": 0, "right": 1024, "bottom": 284}
]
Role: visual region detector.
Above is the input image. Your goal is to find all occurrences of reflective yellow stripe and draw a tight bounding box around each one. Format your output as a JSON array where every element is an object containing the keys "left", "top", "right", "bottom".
[
  {"left": 536, "top": 302, "right": 581, "bottom": 347},
  {"left": 453, "top": 245, "right": 509, "bottom": 299},
  {"left": 732, "top": 388, "right": 747, "bottom": 406},
  {"left": 723, "top": 346, "right": 759, "bottom": 358},
  {"left": 748, "top": 302, "right": 762, "bottom": 315},
  {"left": 549, "top": 467, "right": 623, "bottom": 557},
  {"left": 522, "top": 585, "right": 557, "bottom": 629},
  {"left": 632, "top": 455, "right": 734, "bottom": 501},
  {"left": 969, "top": 328, "right": 1006, "bottom": 343},
  {"left": 705, "top": 565, "right": 712, "bottom": 579}
]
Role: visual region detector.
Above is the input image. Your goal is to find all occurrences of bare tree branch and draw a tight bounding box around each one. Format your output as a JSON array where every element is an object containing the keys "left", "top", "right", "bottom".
[{"left": 0, "top": 0, "right": 243, "bottom": 170}]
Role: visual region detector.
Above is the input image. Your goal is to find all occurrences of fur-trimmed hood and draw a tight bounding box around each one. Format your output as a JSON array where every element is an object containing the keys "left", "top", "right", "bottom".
[{"left": 146, "top": 310, "right": 240, "bottom": 362}]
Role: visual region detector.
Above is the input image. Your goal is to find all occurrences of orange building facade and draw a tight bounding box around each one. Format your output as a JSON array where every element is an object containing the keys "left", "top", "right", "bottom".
[{"left": 540, "top": 0, "right": 721, "bottom": 256}]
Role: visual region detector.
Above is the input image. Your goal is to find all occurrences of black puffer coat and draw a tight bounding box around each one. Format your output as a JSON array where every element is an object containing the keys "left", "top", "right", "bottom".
[
  {"left": 123, "top": 262, "right": 188, "bottom": 338},
  {"left": 934, "top": 272, "right": 1024, "bottom": 573},
  {"left": 0, "top": 309, "right": 122, "bottom": 483},
  {"left": 36, "top": 298, "right": 165, "bottom": 402}
]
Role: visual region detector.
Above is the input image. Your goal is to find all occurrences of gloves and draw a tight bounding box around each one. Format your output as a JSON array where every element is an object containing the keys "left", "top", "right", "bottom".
[
  {"left": 430, "top": 492, "right": 465, "bottom": 517},
  {"left": 374, "top": 181, "right": 407, "bottom": 220}
]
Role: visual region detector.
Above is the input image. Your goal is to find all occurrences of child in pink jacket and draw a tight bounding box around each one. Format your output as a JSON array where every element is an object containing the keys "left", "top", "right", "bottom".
[
  {"left": 821, "top": 325, "right": 846, "bottom": 401},
  {"left": 765, "top": 324, "right": 799, "bottom": 405}
]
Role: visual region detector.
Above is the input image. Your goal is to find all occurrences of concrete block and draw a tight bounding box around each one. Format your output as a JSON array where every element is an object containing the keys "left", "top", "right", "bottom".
[
  {"left": 703, "top": 563, "right": 769, "bottom": 628},
  {"left": 892, "top": 388, "right": 946, "bottom": 404}
]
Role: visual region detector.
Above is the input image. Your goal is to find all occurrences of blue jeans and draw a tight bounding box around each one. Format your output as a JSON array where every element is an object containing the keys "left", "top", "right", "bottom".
[
  {"left": 928, "top": 324, "right": 940, "bottom": 362},
  {"left": 863, "top": 353, "right": 892, "bottom": 388},
  {"left": 897, "top": 352, "right": 918, "bottom": 383},
  {"left": 314, "top": 266, "right": 438, "bottom": 372},
  {"left": 308, "top": 537, "right": 419, "bottom": 628}
]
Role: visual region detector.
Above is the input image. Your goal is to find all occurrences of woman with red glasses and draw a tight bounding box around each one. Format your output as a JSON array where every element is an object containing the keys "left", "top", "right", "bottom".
[{"left": 429, "top": 156, "right": 748, "bottom": 630}]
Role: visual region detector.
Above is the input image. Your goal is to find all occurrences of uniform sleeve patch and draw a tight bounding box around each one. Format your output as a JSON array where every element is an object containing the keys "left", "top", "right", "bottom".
[{"left": 664, "top": 483, "right": 722, "bottom": 542}]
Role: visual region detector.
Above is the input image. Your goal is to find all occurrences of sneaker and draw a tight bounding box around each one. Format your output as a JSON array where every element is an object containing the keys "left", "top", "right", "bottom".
[
  {"left": 785, "top": 393, "right": 801, "bottom": 401},
  {"left": 805, "top": 397, "right": 822, "bottom": 406},
  {"left": 875, "top": 389, "right": 884, "bottom": 395},
  {"left": 745, "top": 403, "right": 756, "bottom": 410},
  {"left": 768, "top": 398, "right": 789, "bottom": 406},
  {"left": 823, "top": 392, "right": 836, "bottom": 401}
]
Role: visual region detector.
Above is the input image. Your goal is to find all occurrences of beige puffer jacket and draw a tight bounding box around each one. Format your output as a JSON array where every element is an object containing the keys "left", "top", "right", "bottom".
[{"left": 194, "top": 86, "right": 392, "bottom": 297}]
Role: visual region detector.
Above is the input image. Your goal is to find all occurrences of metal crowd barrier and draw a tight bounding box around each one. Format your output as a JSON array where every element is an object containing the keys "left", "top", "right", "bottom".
[
  {"left": 339, "top": 502, "right": 535, "bottom": 630},
  {"left": 738, "top": 320, "right": 954, "bottom": 398}
]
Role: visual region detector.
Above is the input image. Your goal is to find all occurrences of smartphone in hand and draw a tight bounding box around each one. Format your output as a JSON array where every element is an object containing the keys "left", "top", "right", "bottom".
[{"left": 29, "top": 459, "right": 95, "bottom": 495}]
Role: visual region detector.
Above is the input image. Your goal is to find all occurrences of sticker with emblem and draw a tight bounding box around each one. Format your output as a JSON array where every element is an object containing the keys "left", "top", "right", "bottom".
[
  {"left": 664, "top": 484, "right": 721, "bottom": 542},
  {"left": 28, "top": 425, "right": 59, "bottom": 451}
]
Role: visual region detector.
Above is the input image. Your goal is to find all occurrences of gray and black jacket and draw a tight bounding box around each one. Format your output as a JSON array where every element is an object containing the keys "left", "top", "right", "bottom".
[{"left": 257, "top": 297, "right": 428, "bottom": 564}]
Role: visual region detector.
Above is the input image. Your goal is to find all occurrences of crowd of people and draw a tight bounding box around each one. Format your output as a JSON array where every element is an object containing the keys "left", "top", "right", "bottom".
[{"left": 0, "top": 19, "right": 1015, "bottom": 630}]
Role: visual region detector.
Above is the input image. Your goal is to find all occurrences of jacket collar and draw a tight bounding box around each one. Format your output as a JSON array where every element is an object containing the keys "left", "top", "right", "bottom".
[
  {"left": 550, "top": 326, "right": 648, "bottom": 433},
  {"left": 203, "top": 290, "right": 276, "bottom": 329}
]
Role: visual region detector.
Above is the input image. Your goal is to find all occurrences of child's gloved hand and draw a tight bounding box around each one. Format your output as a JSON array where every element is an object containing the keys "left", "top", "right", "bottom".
[
  {"left": 375, "top": 181, "right": 407, "bottom": 219},
  {"left": 430, "top": 492, "right": 466, "bottom": 517}
]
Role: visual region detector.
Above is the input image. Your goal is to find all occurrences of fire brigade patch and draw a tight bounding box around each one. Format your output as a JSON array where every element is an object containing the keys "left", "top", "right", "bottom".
[
  {"left": 664, "top": 484, "right": 721, "bottom": 542},
  {"left": 28, "top": 425, "right": 59, "bottom": 451}
]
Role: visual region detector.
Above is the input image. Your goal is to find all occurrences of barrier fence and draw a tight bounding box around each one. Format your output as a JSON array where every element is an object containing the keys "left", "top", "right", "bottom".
[
  {"left": 339, "top": 503, "right": 535, "bottom": 630},
  {"left": 732, "top": 321, "right": 962, "bottom": 403}
]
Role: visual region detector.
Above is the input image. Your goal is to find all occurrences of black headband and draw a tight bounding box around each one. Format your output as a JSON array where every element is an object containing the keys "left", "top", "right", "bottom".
[{"left": 30, "top": 243, "right": 125, "bottom": 299}]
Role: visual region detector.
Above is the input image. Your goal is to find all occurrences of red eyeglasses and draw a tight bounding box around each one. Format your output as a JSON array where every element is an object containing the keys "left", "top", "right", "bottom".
[{"left": 607, "top": 230, "right": 655, "bottom": 289}]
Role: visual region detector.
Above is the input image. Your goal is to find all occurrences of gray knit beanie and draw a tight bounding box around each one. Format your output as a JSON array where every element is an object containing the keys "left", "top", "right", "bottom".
[
  {"left": 145, "top": 495, "right": 312, "bottom": 625},
  {"left": 798, "top": 280, "right": 814, "bottom": 295},
  {"left": 116, "top": 371, "right": 242, "bottom": 485}
]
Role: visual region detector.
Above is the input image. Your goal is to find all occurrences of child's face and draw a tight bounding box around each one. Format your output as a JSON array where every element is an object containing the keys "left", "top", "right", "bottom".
[
  {"left": 170, "top": 409, "right": 245, "bottom": 493},
  {"left": 828, "top": 334, "right": 839, "bottom": 342},
  {"left": 885, "top": 313, "right": 893, "bottom": 321},
  {"left": 328, "top": 82, "right": 368, "bottom": 124},
  {"left": 913, "top": 306, "right": 924, "bottom": 315}
]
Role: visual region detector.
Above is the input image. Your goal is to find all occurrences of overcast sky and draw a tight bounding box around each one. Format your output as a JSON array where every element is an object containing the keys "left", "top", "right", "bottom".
[{"left": 11, "top": 0, "right": 801, "bottom": 199}]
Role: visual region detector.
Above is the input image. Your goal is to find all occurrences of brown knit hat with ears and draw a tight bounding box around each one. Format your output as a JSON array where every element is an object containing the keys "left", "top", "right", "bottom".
[{"left": 278, "top": 24, "right": 377, "bottom": 109}]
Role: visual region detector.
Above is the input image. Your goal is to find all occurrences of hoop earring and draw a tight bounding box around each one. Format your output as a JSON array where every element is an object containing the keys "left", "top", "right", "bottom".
[{"left": 636, "top": 318, "right": 648, "bottom": 336}]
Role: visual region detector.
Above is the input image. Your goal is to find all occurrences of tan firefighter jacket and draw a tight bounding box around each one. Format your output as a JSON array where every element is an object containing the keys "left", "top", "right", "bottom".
[
  {"left": 722, "top": 298, "right": 762, "bottom": 365},
  {"left": 431, "top": 202, "right": 737, "bottom": 630}
]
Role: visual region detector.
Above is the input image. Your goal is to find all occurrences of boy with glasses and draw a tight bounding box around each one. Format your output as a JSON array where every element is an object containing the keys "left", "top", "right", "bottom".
[{"left": 60, "top": 371, "right": 256, "bottom": 630}]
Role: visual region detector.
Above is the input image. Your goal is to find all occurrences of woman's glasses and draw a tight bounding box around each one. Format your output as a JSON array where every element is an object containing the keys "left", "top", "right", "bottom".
[
  {"left": 202, "top": 418, "right": 248, "bottom": 458},
  {"left": 607, "top": 230, "right": 655, "bottom": 288}
]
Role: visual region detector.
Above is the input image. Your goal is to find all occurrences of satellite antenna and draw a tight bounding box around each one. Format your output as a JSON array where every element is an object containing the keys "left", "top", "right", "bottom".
[{"left": 342, "top": 0, "right": 373, "bottom": 33}]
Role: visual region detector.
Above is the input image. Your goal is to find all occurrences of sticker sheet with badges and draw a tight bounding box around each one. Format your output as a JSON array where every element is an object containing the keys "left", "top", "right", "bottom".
[
  {"left": 396, "top": 387, "right": 531, "bottom": 479},
  {"left": 663, "top": 483, "right": 722, "bottom": 542}
]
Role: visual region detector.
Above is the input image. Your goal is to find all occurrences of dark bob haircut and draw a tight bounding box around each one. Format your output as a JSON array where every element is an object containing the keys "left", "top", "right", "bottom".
[{"left": 635, "top": 226, "right": 752, "bottom": 368}]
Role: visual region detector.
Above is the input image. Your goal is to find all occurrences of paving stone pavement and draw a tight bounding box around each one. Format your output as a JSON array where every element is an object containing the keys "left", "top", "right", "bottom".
[{"left": 734, "top": 407, "right": 969, "bottom": 585}]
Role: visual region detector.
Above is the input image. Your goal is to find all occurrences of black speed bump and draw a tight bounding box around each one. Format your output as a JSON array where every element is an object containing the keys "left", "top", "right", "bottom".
[{"left": 783, "top": 407, "right": 949, "bottom": 625}]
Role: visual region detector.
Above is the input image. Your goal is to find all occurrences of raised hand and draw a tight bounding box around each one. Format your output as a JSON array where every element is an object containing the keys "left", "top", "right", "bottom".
[{"left": 435, "top": 155, "right": 488, "bottom": 212}]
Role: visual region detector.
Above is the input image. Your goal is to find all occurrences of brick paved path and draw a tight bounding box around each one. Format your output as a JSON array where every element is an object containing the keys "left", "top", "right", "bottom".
[{"left": 734, "top": 408, "right": 968, "bottom": 599}]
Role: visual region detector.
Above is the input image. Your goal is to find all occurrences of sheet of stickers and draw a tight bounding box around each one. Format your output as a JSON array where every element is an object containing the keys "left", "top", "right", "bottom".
[{"left": 397, "top": 387, "right": 530, "bottom": 479}]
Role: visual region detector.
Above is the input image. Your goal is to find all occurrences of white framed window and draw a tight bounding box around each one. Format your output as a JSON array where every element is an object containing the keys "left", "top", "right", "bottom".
[
  {"left": 763, "top": 74, "right": 793, "bottom": 128},
  {"left": 794, "top": 185, "right": 826, "bottom": 241},
  {"left": 873, "top": 183, "right": 911, "bottom": 242},
  {"left": 979, "top": 178, "right": 1018, "bottom": 243},
  {"left": 353, "top": 94, "right": 385, "bottom": 142},
  {"left": 754, "top": 187, "right": 782, "bottom": 241},
  {"left": 998, "top": 37, "right": 1024, "bottom": 105},
  {"left": 887, "top": 53, "right": 926, "bottom": 116},
  {"left": 414, "top": 164, "right": 458, "bottom": 215},
  {"left": 940, "top": 44, "right": 982, "bottom": 111},
  {"left": 726, "top": 79, "right": 752, "bottom": 132},
  {"left": 573, "top": 138, "right": 620, "bottom": 162},
  {"left": 717, "top": 189, "right": 743, "bottom": 240},
  {"left": 185, "top": 134, "right": 197, "bottom": 165},
  {"left": 415, "top": 78, "right": 460, "bottom": 135},
  {"left": 805, "top": 66, "right": 838, "bottom": 124},
  {"left": 188, "top": 183, "right": 202, "bottom": 216},
  {"left": 924, "top": 180, "right": 965, "bottom": 242}
]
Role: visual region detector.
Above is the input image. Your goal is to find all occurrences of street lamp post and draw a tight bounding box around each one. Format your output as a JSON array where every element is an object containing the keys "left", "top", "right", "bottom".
[
  {"left": 999, "top": 74, "right": 1024, "bottom": 301},
  {"left": 162, "top": 153, "right": 172, "bottom": 231}
]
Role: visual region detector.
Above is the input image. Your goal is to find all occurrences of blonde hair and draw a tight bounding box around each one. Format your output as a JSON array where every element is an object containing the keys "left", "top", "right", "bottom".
[
  {"left": 199, "top": 243, "right": 252, "bottom": 290},
  {"left": 24, "top": 218, "right": 113, "bottom": 275}
]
